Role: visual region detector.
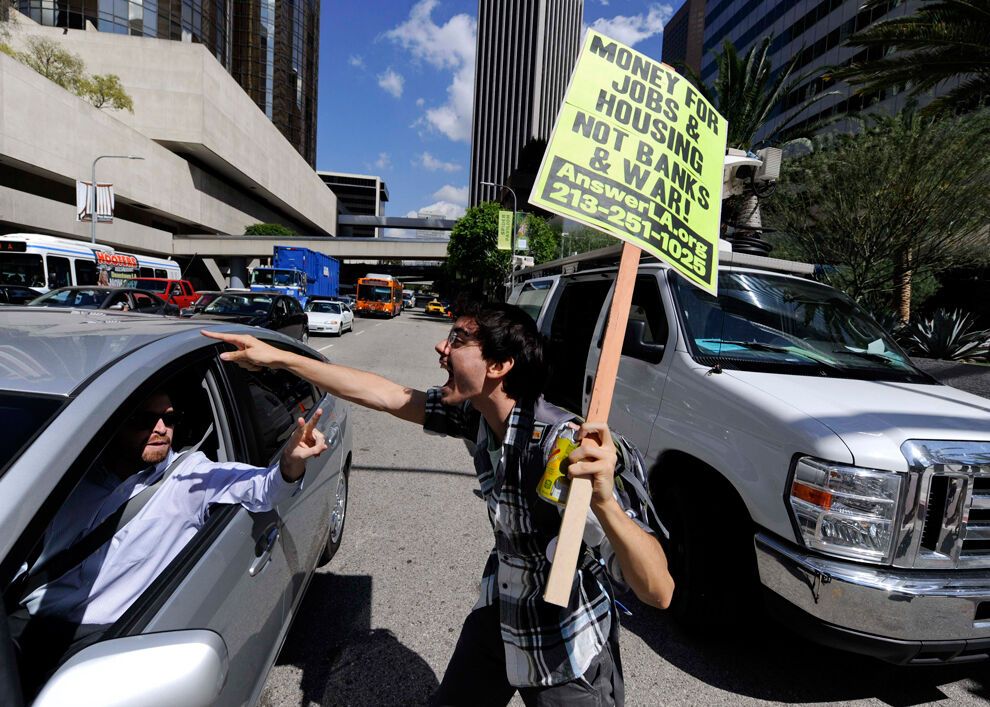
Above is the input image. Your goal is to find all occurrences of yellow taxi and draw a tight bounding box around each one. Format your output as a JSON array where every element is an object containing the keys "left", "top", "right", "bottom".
[{"left": 426, "top": 299, "right": 448, "bottom": 316}]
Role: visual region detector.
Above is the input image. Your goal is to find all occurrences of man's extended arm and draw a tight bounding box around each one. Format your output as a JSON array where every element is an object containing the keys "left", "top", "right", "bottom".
[
  {"left": 567, "top": 423, "right": 675, "bottom": 609},
  {"left": 202, "top": 330, "right": 427, "bottom": 425}
]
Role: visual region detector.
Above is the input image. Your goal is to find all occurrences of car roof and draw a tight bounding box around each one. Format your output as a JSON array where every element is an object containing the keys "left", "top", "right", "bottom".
[{"left": 0, "top": 308, "right": 243, "bottom": 396}]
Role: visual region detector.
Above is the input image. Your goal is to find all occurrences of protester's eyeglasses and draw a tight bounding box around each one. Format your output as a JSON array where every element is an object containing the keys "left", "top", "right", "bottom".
[
  {"left": 446, "top": 328, "right": 479, "bottom": 350},
  {"left": 129, "top": 410, "right": 182, "bottom": 430}
]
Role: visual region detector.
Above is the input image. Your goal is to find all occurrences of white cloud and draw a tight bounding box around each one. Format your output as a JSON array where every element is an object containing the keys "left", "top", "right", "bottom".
[
  {"left": 417, "top": 152, "right": 462, "bottom": 173},
  {"left": 588, "top": 3, "right": 673, "bottom": 47},
  {"left": 373, "top": 152, "right": 392, "bottom": 170},
  {"left": 348, "top": 55, "right": 366, "bottom": 69},
  {"left": 433, "top": 184, "right": 469, "bottom": 206},
  {"left": 384, "top": 0, "right": 476, "bottom": 142},
  {"left": 416, "top": 97, "right": 425, "bottom": 107},
  {"left": 377, "top": 68, "right": 405, "bottom": 98}
]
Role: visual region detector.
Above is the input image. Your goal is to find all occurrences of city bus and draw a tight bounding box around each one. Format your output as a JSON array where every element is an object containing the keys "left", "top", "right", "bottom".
[
  {"left": 0, "top": 233, "right": 180, "bottom": 293},
  {"left": 355, "top": 273, "right": 402, "bottom": 318}
]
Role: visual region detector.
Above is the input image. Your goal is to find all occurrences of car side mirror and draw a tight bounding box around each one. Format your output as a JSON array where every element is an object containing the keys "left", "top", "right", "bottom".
[
  {"left": 623, "top": 319, "right": 665, "bottom": 364},
  {"left": 33, "top": 630, "right": 228, "bottom": 707}
]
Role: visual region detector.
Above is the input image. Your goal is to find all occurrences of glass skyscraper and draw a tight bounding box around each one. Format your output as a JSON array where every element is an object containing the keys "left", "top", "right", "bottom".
[{"left": 17, "top": 0, "right": 319, "bottom": 166}]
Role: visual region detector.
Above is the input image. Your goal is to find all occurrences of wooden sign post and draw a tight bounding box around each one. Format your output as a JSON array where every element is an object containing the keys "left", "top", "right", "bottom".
[{"left": 543, "top": 242, "right": 641, "bottom": 606}]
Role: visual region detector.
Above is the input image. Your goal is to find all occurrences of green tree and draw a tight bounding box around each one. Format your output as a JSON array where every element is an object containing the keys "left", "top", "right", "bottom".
[
  {"left": 17, "top": 35, "right": 84, "bottom": 91},
  {"left": 682, "top": 36, "right": 832, "bottom": 240},
  {"left": 446, "top": 202, "right": 508, "bottom": 298},
  {"left": 764, "top": 109, "right": 990, "bottom": 321},
  {"left": 832, "top": 0, "right": 990, "bottom": 115},
  {"left": 520, "top": 214, "right": 559, "bottom": 265},
  {"left": 79, "top": 73, "right": 134, "bottom": 112},
  {"left": 244, "top": 223, "right": 294, "bottom": 236}
]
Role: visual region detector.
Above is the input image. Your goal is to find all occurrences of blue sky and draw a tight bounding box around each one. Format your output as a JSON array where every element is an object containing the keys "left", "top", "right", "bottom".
[{"left": 314, "top": 1, "right": 678, "bottom": 234}]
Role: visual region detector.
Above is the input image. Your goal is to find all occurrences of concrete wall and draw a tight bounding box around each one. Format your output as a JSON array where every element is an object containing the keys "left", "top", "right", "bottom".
[{"left": 0, "top": 16, "right": 336, "bottom": 246}]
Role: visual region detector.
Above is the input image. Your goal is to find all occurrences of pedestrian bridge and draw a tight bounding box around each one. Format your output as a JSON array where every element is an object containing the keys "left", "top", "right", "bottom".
[{"left": 173, "top": 235, "right": 451, "bottom": 260}]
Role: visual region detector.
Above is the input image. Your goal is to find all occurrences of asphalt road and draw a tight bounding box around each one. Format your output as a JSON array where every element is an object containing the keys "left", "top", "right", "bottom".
[{"left": 260, "top": 311, "right": 990, "bottom": 707}]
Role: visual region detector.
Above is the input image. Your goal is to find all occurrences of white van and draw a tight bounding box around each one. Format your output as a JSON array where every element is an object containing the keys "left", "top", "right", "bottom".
[{"left": 514, "top": 252, "right": 990, "bottom": 665}]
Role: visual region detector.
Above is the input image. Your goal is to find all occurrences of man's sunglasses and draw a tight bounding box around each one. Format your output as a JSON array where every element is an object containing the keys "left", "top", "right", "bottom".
[{"left": 129, "top": 410, "right": 183, "bottom": 430}]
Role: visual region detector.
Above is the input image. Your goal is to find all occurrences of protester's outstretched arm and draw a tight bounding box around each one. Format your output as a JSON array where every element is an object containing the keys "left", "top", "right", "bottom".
[
  {"left": 567, "top": 422, "right": 675, "bottom": 609},
  {"left": 202, "top": 330, "right": 427, "bottom": 424}
]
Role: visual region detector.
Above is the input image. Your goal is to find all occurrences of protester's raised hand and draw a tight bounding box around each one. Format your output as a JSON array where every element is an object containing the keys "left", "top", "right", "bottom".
[
  {"left": 566, "top": 422, "right": 618, "bottom": 508},
  {"left": 201, "top": 330, "right": 284, "bottom": 371}
]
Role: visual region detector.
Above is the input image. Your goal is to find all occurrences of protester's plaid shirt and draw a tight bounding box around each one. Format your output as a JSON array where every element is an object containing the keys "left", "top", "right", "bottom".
[{"left": 424, "top": 387, "right": 652, "bottom": 687}]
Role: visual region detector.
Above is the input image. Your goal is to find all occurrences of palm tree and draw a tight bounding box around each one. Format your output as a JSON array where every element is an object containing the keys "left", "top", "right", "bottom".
[
  {"left": 833, "top": 0, "right": 990, "bottom": 114},
  {"left": 680, "top": 37, "right": 831, "bottom": 249}
]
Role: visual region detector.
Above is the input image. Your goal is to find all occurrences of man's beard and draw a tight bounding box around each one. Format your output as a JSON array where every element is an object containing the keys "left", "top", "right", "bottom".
[{"left": 141, "top": 436, "right": 171, "bottom": 465}]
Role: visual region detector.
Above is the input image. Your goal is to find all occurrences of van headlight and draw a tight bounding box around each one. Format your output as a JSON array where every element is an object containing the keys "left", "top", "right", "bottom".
[{"left": 788, "top": 456, "right": 902, "bottom": 563}]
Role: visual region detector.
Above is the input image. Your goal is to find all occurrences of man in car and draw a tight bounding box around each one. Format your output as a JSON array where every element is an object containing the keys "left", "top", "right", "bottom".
[
  {"left": 11, "top": 388, "right": 327, "bottom": 693},
  {"left": 204, "top": 302, "right": 674, "bottom": 706}
]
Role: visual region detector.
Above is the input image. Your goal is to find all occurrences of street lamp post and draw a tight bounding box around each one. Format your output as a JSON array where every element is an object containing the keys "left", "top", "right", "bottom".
[
  {"left": 480, "top": 180, "right": 518, "bottom": 258},
  {"left": 90, "top": 155, "right": 144, "bottom": 244}
]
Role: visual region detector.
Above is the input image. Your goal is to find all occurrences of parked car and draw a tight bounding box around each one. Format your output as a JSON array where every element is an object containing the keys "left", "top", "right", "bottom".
[
  {"left": 28, "top": 286, "right": 179, "bottom": 315},
  {"left": 425, "top": 299, "right": 448, "bottom": 316},
  {"left": 306, "top": 299, "right": 354, "bottom": 336},
  {"left": 0, "top": 309, "right": 352, "bottom": 706},
  {"left": 126, "top": 278, "right": 199, "bottom": 308},
  {"left": 191, "top": 292, "right": 308, "bottom": 343},
  {"left": 514, "top": 258, "right": 990, "bottom": 665},
  {"left": 0, "top": 284, "right": 40, "bottom": 305},
  {"left": 180, "top": 290, "right": 223, "bottom": 317},
  {"left": 402, "top": 293, "right": 416, "bottom": 309}
]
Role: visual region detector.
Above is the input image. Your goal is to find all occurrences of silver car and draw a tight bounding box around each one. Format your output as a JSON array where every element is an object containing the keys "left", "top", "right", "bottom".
[{"left": 0, "top": 308, "right": 351, "bottom": 706}]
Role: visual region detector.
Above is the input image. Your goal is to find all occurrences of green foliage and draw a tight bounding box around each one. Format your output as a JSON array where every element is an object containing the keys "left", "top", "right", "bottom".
[
  {"left": 681, "top": 36, "right": 829, "bottom": 149},
  {"left": 446, "top": 202, "right": 509, "bottom": 296},
  {"left": 244, "top": 223, "right": 294, "bottom": 236},
  {"left": 10, "top": 36, "right": 135, "bottom": 111},
  {"left": 520, "top": 214, "right": 558, "bottom": 265},
  {"left": 0, "top": 42, "right": 13, "bottom": 57},
  {"left": 79, "top": 73, "right": 134, "bottom": 112},
  {"left": 832, "top": 0, "right": 990, "bottom": 115},
  {"left": 903, "top": 309, "right": 990, "bottom": 361},
  {"left": 559, "top": 227, "right": 615, "bottom": 257},
  {"left": 764, "top": 109, "right": 990, "bottom": 317},
  {"left": 17, "top": 35, "right": 84, "bottom": 90}
]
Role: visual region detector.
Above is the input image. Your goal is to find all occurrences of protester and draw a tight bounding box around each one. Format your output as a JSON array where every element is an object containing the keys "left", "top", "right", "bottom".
[
  {"left": 204, "top": 301, "right": 673, "bottom": 706},
  {"left": 11, "top": 388, "right": 327, "bottom": 694}
]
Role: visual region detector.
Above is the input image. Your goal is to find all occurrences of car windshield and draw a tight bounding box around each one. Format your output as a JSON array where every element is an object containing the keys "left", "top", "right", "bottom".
[
  {"left": 358, "top": 284, "right": 394, "bottom": 302},
  {"left": 29, "top": 288, "right": 109, "bottom": 309},
  {"left": 204, "top": 294, "right": 273, "bottom": 316},
  {"left": 127, "top": 278, "right": 168, "bottom": 293},
  {"left": 306, "top": 302, "right": 341, "bottom": 314},
  {"left": 671, "top": 271, "right": 926, "bottom": 381},
  {"left": 0, "top": 392, "right": 64, "bottom": 474},
  {"left": 0, "top": 252, "right": 45, "bottom": 288},
  {"left": 251, "top": 269, "right": 297, "bottom": 287}
]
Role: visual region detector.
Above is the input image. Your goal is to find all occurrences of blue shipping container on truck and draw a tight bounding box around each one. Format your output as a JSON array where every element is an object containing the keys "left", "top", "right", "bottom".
[{"left": 249, "top": 246, "right": 339, "bottom": 306}]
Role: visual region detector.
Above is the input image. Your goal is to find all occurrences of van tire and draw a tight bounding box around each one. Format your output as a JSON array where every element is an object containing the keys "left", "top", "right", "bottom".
[{"left": 656, "top": 473, "right": 758, "bottom": 631}]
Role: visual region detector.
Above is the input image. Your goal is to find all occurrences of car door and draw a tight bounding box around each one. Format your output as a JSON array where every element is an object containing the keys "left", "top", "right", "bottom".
[
  {"left": 287, "top": 297, "right": 307, "bottom": 339},
  {"left": 129, "top": 292, "right": 161, "bottom": 314},
  {"left": 582, "top": 271, "right": 675, "bottom": 461}
]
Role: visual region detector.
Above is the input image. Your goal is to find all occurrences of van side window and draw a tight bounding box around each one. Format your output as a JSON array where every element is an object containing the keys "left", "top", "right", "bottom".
[
  {"left": 624, "top": 276, "right": 668, "bottom": 357},
  {"left": 154, "top": 269, "right": 168, "bottom": 279},
  {"left": 46, "top": 256, "right": 71, "bottom": 289},
  {"left": 74, "top": 259, "right": 98, "bottom": 286},
  {"left": 139, "top": 267, "right": 154, "bottom": 277},
  {"left": 515, "top": 281, "right": 552, "bottom": 321}
]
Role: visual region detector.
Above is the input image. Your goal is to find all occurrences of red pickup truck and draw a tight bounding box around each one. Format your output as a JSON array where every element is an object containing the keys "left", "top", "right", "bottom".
[{"left": 128, "top": 278, "right": 199, "bottom": 309}]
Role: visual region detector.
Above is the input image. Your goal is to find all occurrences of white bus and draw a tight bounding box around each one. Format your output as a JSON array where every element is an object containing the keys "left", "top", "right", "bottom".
[{"left": 0, "top": 233, "right": 180, "bottom": 292}]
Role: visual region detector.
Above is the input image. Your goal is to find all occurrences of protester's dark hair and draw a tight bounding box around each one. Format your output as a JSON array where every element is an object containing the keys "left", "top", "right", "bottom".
[{"left": 452, "top": 298, "right": 548, "bottom": 404}]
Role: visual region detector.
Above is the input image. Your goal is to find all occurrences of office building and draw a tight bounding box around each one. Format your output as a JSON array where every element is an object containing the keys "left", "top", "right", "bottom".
[
  {"left": 661, "top": 0, "right": 705, "bottom": 75},
  {"left": 700, "top": 0, "right": 919, "bottom": 144},
  {"left": 318, "top": 172, "right": 389, "bottom": 238},
  {"left": 469, "top": 0, "right": 583, "bottom": 207},
  {"left": 15, "top": 0, "right": 320, "bottom": 166}
]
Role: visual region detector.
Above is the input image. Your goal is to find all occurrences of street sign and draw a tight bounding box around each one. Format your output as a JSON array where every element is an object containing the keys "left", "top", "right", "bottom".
[
  {"left": 529, "top": 29, "right": 727, "bottom": 294},
  {"left": 76, "top": 180, "right": 115, "bottom": 223},
  {"left": 497, "top": 210, "right": 513, "bottom": 251}
]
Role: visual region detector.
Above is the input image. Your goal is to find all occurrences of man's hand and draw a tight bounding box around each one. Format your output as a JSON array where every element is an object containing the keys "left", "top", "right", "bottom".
[
  {"left": 565, "top": 422, "right": 619, "bottom": 511},
  {"left": 281, "top": 408, "right": 329, "bottom": 481},
  {"left": 201, "top": 330, "right": 287, "bottom": 371}
]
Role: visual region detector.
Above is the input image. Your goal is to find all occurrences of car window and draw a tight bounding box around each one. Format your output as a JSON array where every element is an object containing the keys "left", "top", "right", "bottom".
[
  {"left": 514, "top": 281, "right": 553, "bottom": 322},
  {"left": 287, "top": 299, "right": 303, "bottom": 315},
  {"left": 619, "top": 276, "right": 668, "bottom": 360},
  {"left": 232, "top": 365, "right": 317, "bottom": 463},
  {"left": 132, "top": 293, "right": 158, "bottom": 311},
  {"left": 0, "top": 392, "right": 64, "bottom": 476}
]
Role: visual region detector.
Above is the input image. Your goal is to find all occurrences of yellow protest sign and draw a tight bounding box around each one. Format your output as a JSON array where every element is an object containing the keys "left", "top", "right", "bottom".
[
  {"left": 529, "top": 29, "right": 727, "bottom": 293},
  {"left": 497, "top": 210, "right": 513, "bottom": 251}
]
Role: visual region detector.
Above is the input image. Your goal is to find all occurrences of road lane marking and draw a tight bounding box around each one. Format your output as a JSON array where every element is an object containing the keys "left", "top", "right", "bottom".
[
  {"left": 317, "top": 342, "right": 335, "bottom": 351},
  {"left": 355, "top": 330, "right": 365, "bottom": 335}
]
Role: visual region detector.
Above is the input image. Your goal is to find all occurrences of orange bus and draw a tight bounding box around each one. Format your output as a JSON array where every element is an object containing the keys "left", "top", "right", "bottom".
[{"left": 355, "top": 273, "right": 402, "bottom": 317}]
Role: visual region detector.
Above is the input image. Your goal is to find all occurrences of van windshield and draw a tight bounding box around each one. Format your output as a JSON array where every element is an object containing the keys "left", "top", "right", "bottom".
[{"left": 671, "top": 272, "right": 928, "bottom": 382}]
